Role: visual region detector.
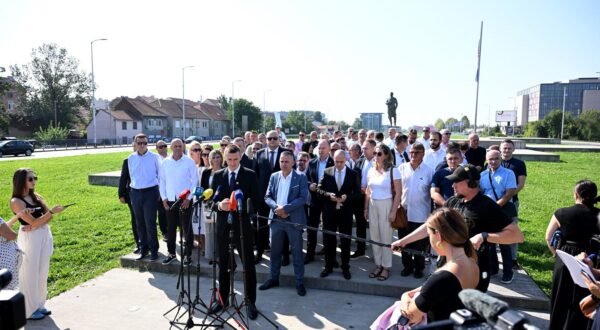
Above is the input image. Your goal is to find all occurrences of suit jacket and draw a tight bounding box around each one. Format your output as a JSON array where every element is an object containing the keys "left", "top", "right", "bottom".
[
  {"left": 118, "top": 158, "right": 131, "bottom": 202},
  {"left": 306, "top": 156, "right": 334, "bottom": 206},
  {"left": 317, "top": 166, "right": 361, "bottom": 218},
  {"left": 255, "top": 147, "right": 291, "bottom": 207},
  {"left": 353, "top": 155, "right": 369, "bottom": 184},
  {"left": 210, "top": 166, "right": 261, "bottom": 232},
  {"left": 264, "top": 171, "right": 308, "bottom": 225}
]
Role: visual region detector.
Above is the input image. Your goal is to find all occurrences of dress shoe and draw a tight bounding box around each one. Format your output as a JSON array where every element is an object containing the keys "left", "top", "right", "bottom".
[
  {"left": 149, "top": 253, "right": 159, "bottom": 261},
  {"left": 342, "top": 269, "right": 352, "bottom": 280},
  {"left": 254, "top": 253, "right": 263, "bottom": 265},
  {"left": 259, "top": 279, "right": 280, "bottom": 291},
  {"left": 400, "top": 268, "right": 413, "bottom": 277},
  {"left": 304, "top": 255, "right": 314, "bottom": 265},
  {"left": 282, "top": 255, "right": 290, "bottom": 266},
  {"left": 133, "top": 247, "right": 141, "bottom": 254},
  {"left": 135, "top": 252, "right": 149, "bottom": 261},
  {"left": 247, "top": 303, "right": 258, "bottom": 320},
  {"left": 414, "top": 270, "right": 424, "bottom": 279},
  {"left": 350, "top": 250, "right": 365, "bottom": 259},
  {"left": 320, "top": 268, "right": 333, "bottom": 278},
  {"left": 296, "top": 284, "right": 307, "bottom": 296},
  {"left": 316, "top": 247, "right": 326, "bottom": 256}
]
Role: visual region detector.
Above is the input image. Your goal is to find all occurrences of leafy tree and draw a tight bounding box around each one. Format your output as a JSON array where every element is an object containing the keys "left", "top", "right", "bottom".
[
  {"left": 352, "top": 117, "right": 362, "bottom": 129},
  {"left": 263, "top": 115, "right": 276, "bottom": 132},
  {"left": 284, "top": 111, "right": 309, "bottom": 133},
  {"left": 217, "top": 94, "right": 230, "bottom": 111},
  {"left": 460, "top": 115, "right": 470, "bottom": 129},
  {"left": 313, "top": 111, "right": 324, "bottom": 123},
  {"left": 576, "top": 110, "right": 600, "bottom": 141},
  {"left": 445, "top": 117, "right": 458, "bottom": 128},
  {"left": 227, "top": 98, "right": 263, "bottom": 134},
  {"left": 434, "top": 118, "right": 445, "bottom": 131},
  {"left": 524, "top": 121, "right": 548, "bottom": 138},
  {"left": 10, "top": 43, "right": 92, "bottom": 129},
  {"left": 542, "top": 109, "right": 577, "bottom": 139},
  {"left": 0, "top": 78, "right": 11, "bottom": 134},
  {"left": 34, "top": 122, "right": 70, "bottom": 141}
]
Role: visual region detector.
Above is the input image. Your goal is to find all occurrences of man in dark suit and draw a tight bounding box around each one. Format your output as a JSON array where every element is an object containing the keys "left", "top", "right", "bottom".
[
  {"left": 317, "top": 150, "right": 361, "bottom": 279},
  {"left": 304, "top": 139, "right": 334, "bottom": 264},
  {"left": 351, "top": 139, "right": 376, "bottom": 258},
  {"left": 233, "top": 137, "right": 254, "bottom": 170},
  {"left": 259, "top": 151, "right": 308, "bottom": 296},
  {"left": 254, "top": 130, "right": 290, "bottom": 264},
  {"left": 209, "top": 144, "right": 261, "bottom": 320},
  {"left": 118, "top": 142, "right": 139, "bottom": 253}
]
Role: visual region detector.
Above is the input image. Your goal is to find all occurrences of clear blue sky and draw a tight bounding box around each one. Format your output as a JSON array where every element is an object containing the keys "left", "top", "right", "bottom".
[{"left": 1, "top": 0, "right": 599, "bottom": 128}]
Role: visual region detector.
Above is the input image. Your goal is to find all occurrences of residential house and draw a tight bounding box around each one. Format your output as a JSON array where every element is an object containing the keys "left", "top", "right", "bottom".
[{"left": 196, "top": 99, "right": 230, "bottom": 138}]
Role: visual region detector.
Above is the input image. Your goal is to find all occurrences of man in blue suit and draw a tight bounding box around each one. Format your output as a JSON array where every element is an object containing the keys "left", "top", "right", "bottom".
[{"left": 259, "top": 151, "right": 309, "bottom": 296}]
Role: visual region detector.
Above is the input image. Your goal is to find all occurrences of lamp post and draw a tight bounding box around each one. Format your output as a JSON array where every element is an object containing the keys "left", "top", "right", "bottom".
[
  {"left": 231, "top": 80, "right": 241, "bottom": 136},
  {"left": 263, "top": 89, "right": 271, "bottom": 132},
  {"left": 182, "top": 65, "right": 195, "bottom": 138},
  {"left": 91, "top": 38, "right": 107, "bottom": 145},
  {"left": 560, "top": 86, "right": 567, "bottom": 141}
]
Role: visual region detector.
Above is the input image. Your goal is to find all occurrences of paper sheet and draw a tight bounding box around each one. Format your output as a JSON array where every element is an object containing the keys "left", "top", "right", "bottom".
[{"left": 556, "top": 250, "right": 596, "bottom": 288}]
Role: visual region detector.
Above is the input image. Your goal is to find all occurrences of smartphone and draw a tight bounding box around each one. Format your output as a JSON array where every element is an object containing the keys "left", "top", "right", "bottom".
[
  {"left": 63, "top": 203, "right": 76, "bottom": 208},
  {"left": 581, "top": 270, "right": 595, "bottom": 282}
]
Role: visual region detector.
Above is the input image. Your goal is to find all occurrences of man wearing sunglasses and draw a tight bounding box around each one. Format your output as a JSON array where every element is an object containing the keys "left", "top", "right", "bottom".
[
  {"left": 154, "top": 140, "right": 169, "bottom": 240},
  {"left": 440, "top": 129, "right": 452, "bottom": 150}
]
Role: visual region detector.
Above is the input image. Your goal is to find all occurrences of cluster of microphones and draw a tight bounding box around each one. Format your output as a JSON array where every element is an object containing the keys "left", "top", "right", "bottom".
[{"left": 170, "top": 186, "right": 255, "bottom": 221}]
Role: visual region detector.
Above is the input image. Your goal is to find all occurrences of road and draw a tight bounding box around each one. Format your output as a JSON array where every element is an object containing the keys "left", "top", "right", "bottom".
[{"left": 0, "top": 146, "right": 132, "bottom": 161}]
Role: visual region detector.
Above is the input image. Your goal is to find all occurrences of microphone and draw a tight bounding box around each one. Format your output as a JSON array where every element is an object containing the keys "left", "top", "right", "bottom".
[
  {"left": 201, "top": 188, "right": 214, "bottom": 201},
  {"left": 459, "top": 289, "right": 508, "bottom": 324},
  {"left": 229, "top": 191, "right": 238, "bottom": 212},
  {"left": 170, "top": 189, "right": 191, "bottom": 211},
  {"left": 234, "top": 190, "right": 244, "bottom": 213},
  {"left": 246, "top": 198, "right": 255, "bottom": 221},
  {"left": 192, "top": 186, "right": 204, "bottom": 198}
]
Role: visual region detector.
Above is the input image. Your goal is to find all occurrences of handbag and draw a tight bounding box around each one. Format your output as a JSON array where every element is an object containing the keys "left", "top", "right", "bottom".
[
  {"left": 580, "top": 294, "right": 599, "bottom": 319},
  {"left": 390, "top": 167, "right": 408, "bottom": 230},
  {"left": 488, "top": 171, "right": 518, "bottom": 218}
]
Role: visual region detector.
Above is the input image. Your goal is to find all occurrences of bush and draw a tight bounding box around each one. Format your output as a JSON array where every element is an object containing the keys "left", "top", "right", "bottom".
[
  {"left": 34, "top": 123, "right": 70, "bottom": 142},
  {"left": 524, "top": 121, "right": 548, "bottom": 138}
]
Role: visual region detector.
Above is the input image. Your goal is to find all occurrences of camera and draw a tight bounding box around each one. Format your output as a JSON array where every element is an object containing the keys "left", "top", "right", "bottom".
[{"left": 0, "top": 269, "right": 27, "bottom": 330}]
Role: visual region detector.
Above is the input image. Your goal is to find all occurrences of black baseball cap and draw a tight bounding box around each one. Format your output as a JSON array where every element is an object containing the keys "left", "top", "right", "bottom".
[{"left": 445, "top": 164, "right": 480, "bottom": 182}]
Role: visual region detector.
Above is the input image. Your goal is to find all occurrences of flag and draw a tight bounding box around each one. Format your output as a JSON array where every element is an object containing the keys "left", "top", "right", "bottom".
[{"left": 475, "top": 37, "right": 481, "bottom": 82}]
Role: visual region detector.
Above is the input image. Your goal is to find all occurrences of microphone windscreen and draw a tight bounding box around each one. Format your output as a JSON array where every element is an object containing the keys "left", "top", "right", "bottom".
[
  {"left": 459, "top": 289, "right": 509, "bottom": 324},
  {"left": 179, "top": 188, "right": 191, "bottom": 199},
  {"left": 229, "top": 191, "right": 237, "bottom": 210},
  {"left": 212, "top": 186, "right": 222, "bottom": 201},
  {"left": 202, "top": 189, "right": 214, "bottom": 201},
  {"left": 193, "top": 186, "right": 204, "bottom": 197},
  {"left": 235, "top": 189, "right": 244, "bottom": 201}
]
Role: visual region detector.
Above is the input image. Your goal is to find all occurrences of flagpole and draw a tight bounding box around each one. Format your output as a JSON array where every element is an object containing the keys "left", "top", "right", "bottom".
[{"left": 474, "top": 21, "right": 483, "bottom": 131}]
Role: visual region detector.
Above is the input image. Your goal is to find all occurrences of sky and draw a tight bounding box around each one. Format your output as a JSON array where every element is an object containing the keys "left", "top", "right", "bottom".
[{"left": 1, "top": 0, "right": 599, "bottom": 128}]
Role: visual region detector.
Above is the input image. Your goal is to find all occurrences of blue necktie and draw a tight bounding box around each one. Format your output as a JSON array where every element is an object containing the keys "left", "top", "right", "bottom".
[
  {"left": 269, "top": 151, "right": 275, "bottom": 170},
  {"left": 229, "top": 172, "right": 236, "bottom": 191}
]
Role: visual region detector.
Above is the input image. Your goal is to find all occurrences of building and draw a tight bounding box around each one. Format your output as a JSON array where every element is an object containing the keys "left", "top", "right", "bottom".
[
  {"left": 516, "top": 77, "right": 600, "bottom": 126},
  {"left": 360, "top": 112, "right": 383, "bottom": 131},
  {"left": 0, "top": 76, "right": 21, "bottom": 113}
]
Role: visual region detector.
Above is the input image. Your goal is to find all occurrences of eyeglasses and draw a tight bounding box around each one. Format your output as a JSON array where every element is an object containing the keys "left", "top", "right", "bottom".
[
  {"left": 444, "top": 133, "right": 452, "bottom": 135},
  {"left": 267, "top": 137, "right": 278, "bottom": 141},
  {"left": 220, "top": 144, "right": 228, "bottom": 147},
  {"left": 136, "top": 141, "right": 148, "bottom": 145},
  {"left": 191, "top": 148, "right": 202, "bottom": 152},
  {"left": 28, "top": 176, "right": 38, "bottom": 182},
  {"left": 331, "top": 149, "right": 339, "bottom": 152},
  {"left": 156, "top": 145, "right": 167, "bottom": 149},
  {"left": 299, "top": 134, "right": 305, "bottom": 137},
  {"left": 202, "top": 153, "right": 210, "bottom": 157}
]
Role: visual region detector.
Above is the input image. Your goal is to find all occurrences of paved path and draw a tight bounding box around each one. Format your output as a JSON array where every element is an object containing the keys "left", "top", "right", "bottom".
[{"left": 0, "top": 146, "right": 131, "bottom": 162}]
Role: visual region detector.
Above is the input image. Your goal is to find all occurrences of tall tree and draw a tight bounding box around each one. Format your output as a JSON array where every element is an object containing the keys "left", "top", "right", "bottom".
[
  {"left": 434, "top": 118, "right": 445, "bottom": 131},
  {"left": 217, "top": 94, "right": 230, "bottom": 111},
  {"left": 284, "top": 111, "right": 309, "bottom": 133},
  {"left": 460, "top": 115, "right": 470, "bottom": 129},
  {"left": 313, "top": 111, "right": 324, "bottom": 123},
  {"left": 542, "top": 109, "right": 575, "bottom": 139},
  {"left": 0, "top": 78, "right": 11, "bottom": 134},
  {"left": 226, "top": 98, "right": 263, "bottom": 134},
  {"left": 576, "top": 110, "right": 600, "bottom": 141},
  {"left": 351, "top": 117, "right": 362, "bottom": 129},
  {"left": 10, "top": 43, "right": 91, "bottom": 130}
]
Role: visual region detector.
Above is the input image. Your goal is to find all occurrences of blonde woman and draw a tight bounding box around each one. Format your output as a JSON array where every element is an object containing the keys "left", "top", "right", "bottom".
[{"left": 364, "top": 143, "right": 401, "bottom": 281}]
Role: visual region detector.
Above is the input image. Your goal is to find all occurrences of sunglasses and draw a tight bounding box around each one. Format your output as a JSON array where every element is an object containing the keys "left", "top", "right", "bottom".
[
  {"left": 267, "top": 137, "right": 278, "bottom": 141},
  {"left": 191, "top": 148, "right": 202, "bottom": 152},
  {"left": 136, "top": 141, "right": 148, "bottom": 145},
  {"left": 220, "top": 144, "right": 228, "bottom": 147},
  {"left": 299, "top": 134, "right": 305, "bottom": 137},
  {"left": 444, "top": 133, "right": 452, "bottom": 135},
  {"left": 157, "top": 145, "right": 167, "bottom": 149},
  {"left": 28, "top": 176, "right": 38, "bottom": 182},
  {"left": 202, "top": 153, "right": 210, "bottom": 157},
  {"left": 376, "top": 151, "right": 385, "bottom": 156}
]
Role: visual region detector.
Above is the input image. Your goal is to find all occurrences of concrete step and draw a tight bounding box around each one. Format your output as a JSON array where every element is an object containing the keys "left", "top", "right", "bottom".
[
  {"left": 513, "top": 149, "right": 559, "bottom": 162},
  {"left": 120, "top": 238, "right": 550, "bottom": 312}
]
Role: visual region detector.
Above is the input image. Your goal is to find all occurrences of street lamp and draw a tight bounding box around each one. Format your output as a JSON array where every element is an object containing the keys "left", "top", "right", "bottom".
[
  {"left": 91, "top": 38, "right": 107, "bottom": 145},
  {"left": 263, "top": 89, "right": 271, "bottom": 132},
  {"left": 231, "top": 80, "right": 241, "bottom": 136},
  {"left": 560, "top": 86, "right": 567, "bottom": 141},
  {"left": 182, "top": 65, "right": 195, "bottom": 138}
]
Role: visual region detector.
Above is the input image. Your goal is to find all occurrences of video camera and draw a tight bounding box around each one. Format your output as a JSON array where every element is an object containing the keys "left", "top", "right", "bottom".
[{"left": 0, "top": 269, "right": 26, "bottom": 330}]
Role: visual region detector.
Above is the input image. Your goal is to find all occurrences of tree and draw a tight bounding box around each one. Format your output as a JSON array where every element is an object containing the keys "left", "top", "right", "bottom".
[
  {"left": 217, "top": 94, "right": 230, "bottom": 111},
  {"left": 460, "top": 115, "right": 470, "bottom": 129},
  {"left": 524, "top": 121, "right": 548, "bottom": 138},
  {"left": 263, "top": 115, "right": 276, "bottom": 132},
  {"left": 10, "top": 43, "right": 92, "bottom": 130},
  {"left": 352, "top": 117, "right": 362, "bottom": 129},
  {"left": 284, "top": 111, "right": 308, "bottom": 133},
  {"left": 313, "top": 111, "right": 324, "bottom": 123},
  {"left": 542, "top": 109, "right": 576, "bottom": 139},
  {"left": 0, "top": 78, "right": 11, "bottom": 134},
  {"left": 226, "top": 98, "right": 263, "bottom": 134},
  {"left": 434, "top": 118, "right": 445, "bottom": 131},
  {"left": 576, "top": 110, "right": 600, "bottom": 141},
  {"left": 445, "top": 117, "right": 458, "bottom": 129}
]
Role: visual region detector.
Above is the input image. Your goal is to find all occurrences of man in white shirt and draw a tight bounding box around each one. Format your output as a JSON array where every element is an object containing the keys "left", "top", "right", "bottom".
[
  {"left": 276, "top": 124, "right": 287, "bottom": 144},
  {"left": 398, "top": 143, "right": 433, "bottom": 278},
  {"left": 440, "top": 129, "right": 451, "bottom": 150},
  {"left": 295, "top": 131, "right": 306, "bottom": 155},
  {"left": 423, "top": 132, "right": 446, "bottom": 171},
  {"left": 417, "top": 127, "right": 431, "bottom": 150},
  {"left": 159, "top": 139, "right": 199, "bottom": 265},
  {"left": 350, "top": 139, "right": 376, "bottom": 258},
  {"left": 383, "top": 127, "right": 397, "bottom": 150},
  {"left": 128, "top": 134, "right": 162, "bottom": 261}
]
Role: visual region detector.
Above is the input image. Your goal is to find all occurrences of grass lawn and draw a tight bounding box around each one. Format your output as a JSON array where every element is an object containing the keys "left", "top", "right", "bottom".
[{"left": 0, "top": 151, "right": 598, "bottom": 298}]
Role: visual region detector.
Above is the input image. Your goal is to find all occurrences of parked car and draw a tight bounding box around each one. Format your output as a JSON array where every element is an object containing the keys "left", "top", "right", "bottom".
[
  {"left": 184, "top": 136, "right": 203, "bottom": 144},
  {"left": 0, "top": 140, "right": 34, "bottom": 157}
]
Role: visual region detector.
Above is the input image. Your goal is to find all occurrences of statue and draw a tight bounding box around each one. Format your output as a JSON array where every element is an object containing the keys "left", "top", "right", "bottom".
[{"left": 386, "top": 92, "right": 398, "bottom": 127}]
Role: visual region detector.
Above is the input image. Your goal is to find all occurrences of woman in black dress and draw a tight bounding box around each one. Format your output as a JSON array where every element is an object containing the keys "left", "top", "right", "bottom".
[
  {"left": 395, "top": 208, "right": 479, "bottom": 324},
  {"left": 546, "top": 179, "right": 600, "bottom": 330}
]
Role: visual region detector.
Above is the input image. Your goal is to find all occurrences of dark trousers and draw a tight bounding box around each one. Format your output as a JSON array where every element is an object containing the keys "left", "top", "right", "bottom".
[
  {"left": 306, "top": 199, "right": 324, "bottom": 257},
  {"left": 256, "top": 206, "right": 271, "bottom": 254},
  {"left": 353, "top": 193, "right": 367, "bottom": 252},
  {"left": 130, "top": 186, "right": 159, "bottom": 255},
  {"left": 489, "top": 244, "right": 514, "bottom": 278},
  {"left": 323, "top": 209, "right": 352, "bottom": 270},
  {"left": 166, "top": 201, "right": 193, "bottom": 257},
  {"left": 217, "top": 218, "right": 257, "bottom": 304},
  {"left": 126, "top": 199, "right": 139, "bottom": 248},
  {"left": 157, "top": 199, "right": 168, "bottom": 237},
  {"left": 398, "top": 221, "right": 428, "bottom": 272}
]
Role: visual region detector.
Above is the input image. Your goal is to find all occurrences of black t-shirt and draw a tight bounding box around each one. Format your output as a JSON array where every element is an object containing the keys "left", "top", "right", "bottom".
[
  {"left": 501, "top": 157, "right": 527, "bottom": 202},
  {"left": 465, "top": 147, "right": 486, "bottom": 169},
  {"left": 554, "top": 204, "right": 600, "bottom": 245},
  {"left": 414, "top": 270, "right": 464, "bottom": 322},
  {"left": 432, "top": 167, "right": 455, "bottom": 201}
]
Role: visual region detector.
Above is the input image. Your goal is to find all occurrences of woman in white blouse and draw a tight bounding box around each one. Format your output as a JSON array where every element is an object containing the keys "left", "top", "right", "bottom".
[{"left": 364, "top": 143, "right": 402, "bottom": 281}]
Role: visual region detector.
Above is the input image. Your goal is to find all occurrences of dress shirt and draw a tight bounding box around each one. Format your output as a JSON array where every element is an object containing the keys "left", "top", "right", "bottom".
[
  {"left": 398, "top": 162, "right": 434, "bottom": 223},
  {"left": 479, "top": 166, "right": 517, "bottom": 202},
  {"left": 360, "top": 157, "right": 375, "bottom": 188},
  {"left": 227, "top": 165, "right": 241, "bottom": 179},
  {"left": 276, "top": 171, "right": 293, "bottom": 206},
  {"left": 367, "top": 167, "right": 401, "bottom": 200},
  {"left": 128, "top": 151, "right": 161, "bottom": 189},
  {"left": 334, "top": 167, "right": 347, "bottom": 191},
  {"left": 394, "top": 149, "right": 409, "bottom": 167},
  {"left": 295, "top": 141, "right": 304, "bottom": 155},
  {"left": 423, "top": 148, "right": 446, "bottom": 171},
  {"left": 318, "top": 157, "right": 329, "bottom": 182},
  {"left": 417, "top": 137, "right": 431, "bottom": 150},
  {"left": 159, "top": 155, "right": 199, "bottom": 201},
  {"left": 383, "top": 137, "right": 396, "bottom": 150}
]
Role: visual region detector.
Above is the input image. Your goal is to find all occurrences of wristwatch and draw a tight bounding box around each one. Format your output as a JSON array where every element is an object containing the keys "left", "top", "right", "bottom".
[{"left": 481, "top": 232, "right": 489, "bottom": 242}]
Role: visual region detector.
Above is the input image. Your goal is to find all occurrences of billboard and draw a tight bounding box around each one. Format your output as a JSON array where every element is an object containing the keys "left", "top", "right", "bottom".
[{"left": 496, "top": 110, "right": 517, "bottom": 122}]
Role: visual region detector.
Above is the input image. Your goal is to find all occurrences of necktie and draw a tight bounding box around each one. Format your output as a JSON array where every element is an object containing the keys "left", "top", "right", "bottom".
[
  {"left": 336, "top": 169, "right": 343, "bottom": 191},
  {"left": 403, "top": 151, "right": 410, "bottom": 162},
  {"left": 269, "top": 151, "right": 275, "bottom": 170},
  {"left": 229, "top": 172, "right": 236, "bottom": 191}
]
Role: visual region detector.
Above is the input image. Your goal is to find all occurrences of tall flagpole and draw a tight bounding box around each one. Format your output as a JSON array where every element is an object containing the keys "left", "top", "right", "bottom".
[{"left": 474, "top": 21, "right": 483, "bottom": 131}]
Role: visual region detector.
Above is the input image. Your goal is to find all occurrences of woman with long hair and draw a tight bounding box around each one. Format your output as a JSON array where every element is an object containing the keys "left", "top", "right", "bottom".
[
  {"left": 364, "top": 143, "right": 401, "bottom": 281},
  {"left": 200, "top": 150, "right": 224, "bottom": 264},
  {"left": 10, "top": 168, "right": 65, "bottom": 320},
  {"left": 546, "top": 180, "right": 600, "bottom": 330}
]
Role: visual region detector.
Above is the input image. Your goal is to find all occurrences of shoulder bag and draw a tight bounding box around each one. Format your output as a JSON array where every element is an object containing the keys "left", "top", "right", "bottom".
[
  {"left": 488, "top": 171, "right": 518, "bottom": 218},
  {"left": 390, "top": 167, "right": 408, "bottom": 230}
]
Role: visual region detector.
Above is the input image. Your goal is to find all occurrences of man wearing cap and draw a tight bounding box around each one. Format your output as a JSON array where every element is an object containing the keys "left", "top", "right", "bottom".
[{"left": 391, "top": 164, "right": 524, "bottom": 292}]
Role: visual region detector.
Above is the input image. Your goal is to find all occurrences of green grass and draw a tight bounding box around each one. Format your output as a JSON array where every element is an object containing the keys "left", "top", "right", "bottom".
[{"left": 0, "top": 151, "right": 597, "bottom": 298}]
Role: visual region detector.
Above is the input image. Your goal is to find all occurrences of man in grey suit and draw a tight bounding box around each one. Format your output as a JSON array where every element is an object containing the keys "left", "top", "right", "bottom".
[{"left": 259, "top": 151, "right": 309, "bottom": 296}]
